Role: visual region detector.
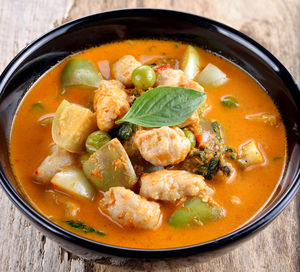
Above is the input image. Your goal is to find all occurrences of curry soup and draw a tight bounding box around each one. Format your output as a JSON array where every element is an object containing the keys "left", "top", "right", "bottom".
[{"left": 10, "top": 40, "right": 286, "bottom": 249}]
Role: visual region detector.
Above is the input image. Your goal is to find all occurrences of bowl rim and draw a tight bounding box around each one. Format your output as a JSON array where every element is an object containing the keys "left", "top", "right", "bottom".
[{"left": 0, "top": 8, "right": 299, "bottom": 258}]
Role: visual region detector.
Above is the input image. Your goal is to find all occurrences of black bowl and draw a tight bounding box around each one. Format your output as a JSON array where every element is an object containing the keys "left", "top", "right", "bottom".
[{"left": 0, "top": 9, "right": 299, "bottom": 259}]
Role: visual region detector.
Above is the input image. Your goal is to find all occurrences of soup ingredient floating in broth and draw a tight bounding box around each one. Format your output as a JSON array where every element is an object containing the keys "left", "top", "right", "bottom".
[
  {"left": 131, "top": 65, "right": 156, "bottom": 90},
  {"left": 134, "top": 126, "right": 191, "bottom": 166},
  {"left": 61, "top": 59, "right": 102, "bottom": 89},
  {"left": 196, "top": 63, "right": 228, "bottom": 88},
  {"left": 94, "top": 80, "right": 130, "bottom": 131},
  {"left": 112, "top": 55, "right": 141, "bottom": 87},
  {"left": 33, "top": 146, "right": 75, "bottom": 183},
  {"left": 116, "top": 86, "right": 206, "bottom": 127},
  {"left": 100, "top": 187, "right": 161, "bottom": 229},
  {"left": 51, "top": 167, "right": 95, "bottom": 200},
  {"left": 64, "top": 220, "right": 106, "bottom": 236},
  {"left": 168, "top": 196, "right": 224, "bottom": 228},
  {"left": 83, "top": 138, "right": 137, "bottom": 191},
  {"left": 139, "top": 170, "right": 214, "bottom": 202},
  {"left": 52, "top": 100, "right": 97, "bottom": 153},
  {"left": 85, "top": 130, "right": 111, "bottom": 154},
  {"left": 181, "top": 45, "right": 202, "bottom": 80},
  {"left": 221, "top": 96, "right": 240, "bottom": 108},
  {"left": 237, "top": 140, "right": 264, "bottom": 169}
]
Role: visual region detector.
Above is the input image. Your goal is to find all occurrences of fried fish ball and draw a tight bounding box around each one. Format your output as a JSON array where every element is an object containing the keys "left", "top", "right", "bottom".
[
  {"left": 140, "top": 169, "right": 214, "bottom": 202},
  {"left": 99, "top": 187, "right": 161, "bottom": 229},
  {"left": 134, "top": 126, "right": 191, "bottom": 166},
  {"left": 112, "top": 55, "right": 141, "bottom": 87},
  {"left": 94, "top": 80, "right": 129, "bottom": 131}
]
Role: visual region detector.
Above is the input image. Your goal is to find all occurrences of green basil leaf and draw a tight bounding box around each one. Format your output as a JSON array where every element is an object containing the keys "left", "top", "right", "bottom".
[{"left": 116, "top": 86, "right": 206, "bottom": 127}]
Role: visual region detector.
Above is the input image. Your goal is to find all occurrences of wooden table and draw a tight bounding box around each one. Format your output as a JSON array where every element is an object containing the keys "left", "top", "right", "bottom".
[{"left": 0, "top": 1, "right": 299, "bottom": 271}]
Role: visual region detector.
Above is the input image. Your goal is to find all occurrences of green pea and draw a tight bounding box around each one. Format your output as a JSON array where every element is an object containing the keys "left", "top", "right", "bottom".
[
  {"left": 85, "top": 130, "right": 111, "bottom": 154},
  {"left": 182, "top": 128, "right": 196, "bottom": 148},
  {"left": 221, "top": 96, "right": 239, "bottom": 108},
  {"left": 117, "top": 123, "right": 133, "bottom": 141},
  {"left": 61, "top": 59, "right": 102, "bottom": 89},
  {"left": 131, "top": 65, "right": 156, "bottom": 90}
]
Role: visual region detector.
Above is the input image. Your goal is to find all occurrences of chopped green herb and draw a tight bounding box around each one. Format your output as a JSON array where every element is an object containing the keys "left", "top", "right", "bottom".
[
  {"left": 196, "top": 156, "right": 220, "bottom": 180},
  {"left": 221, "top": 96, "right": 239, "bottom": 108},
  {"left": 30, "top": 102, "right": 45, "bottom": 113},
  {"left": 127, "top": 40, "right": 134, "bottom": 46},
  {"left": 206, "top": 157, "right": 220, "bottom": 179},
  {"left": 199, "top": 151, "right": 207, "bottom": 162},
  {"left": 65, "top": 220, "right": 106, "bottom": 236},
  {"left": 211, "top": 121, "right": 222, "bottom": 142},
  {"left": 225, "top": 146, "right": 237, "bottom": 160},
  {"left": 148, "top": 45, "right": 156, "bottom": 51},
  {"left": 273, "top": 156, "right": 282, "bottom": 161},
  {"left": 174, "top": 43, "right": 179, "bottom": 48}
]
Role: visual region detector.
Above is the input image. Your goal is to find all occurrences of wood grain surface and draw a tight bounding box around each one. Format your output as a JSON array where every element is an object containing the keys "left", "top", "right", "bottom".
[{"left": 0, "top": 0, "right": 299, "bottom": 271}]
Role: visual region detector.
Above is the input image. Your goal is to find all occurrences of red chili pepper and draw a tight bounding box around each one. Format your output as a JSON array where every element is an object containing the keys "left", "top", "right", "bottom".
[
  {"left": 153, "top": 64, "right": 170, "bottom": 72},
  {"left": 195, "top": 134, "right": 203, "bottom": 148}
]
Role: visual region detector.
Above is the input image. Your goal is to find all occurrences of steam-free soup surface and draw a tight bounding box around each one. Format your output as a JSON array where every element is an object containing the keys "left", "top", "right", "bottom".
[{"left": 10, "top": 40, "right": 286, "bottom": 249}]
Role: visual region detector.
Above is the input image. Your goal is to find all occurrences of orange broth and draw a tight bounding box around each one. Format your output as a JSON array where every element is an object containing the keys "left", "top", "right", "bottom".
[{"left": 9, "top": 40, "right": 286, "bottom": 249}]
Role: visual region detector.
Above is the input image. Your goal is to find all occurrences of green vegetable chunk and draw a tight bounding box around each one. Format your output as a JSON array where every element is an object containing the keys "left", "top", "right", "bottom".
[
  {"left": 181, "top": 45, "right": 201, "bottom": 80},
  {"left": 80, "top": 153, "right": 90, "bottom": 165},
  {"left": 131, "top": 65, "right": 156, "bottom": 90},
  {"left": 116, "top": 86, "right": 206, "bottom": 127},
  {"left": 168, "top": 197, "right": 223, "bottom": 228},
  {"left": 52, "top": 99, "right": 97, "bottom": 153},
  {"left": 196, "top": 63, "right": 228, "bottom": 88},
  {"left": 51, "top": 167, "right": 95, "bottom": 200},
  {"left": 238, "top": 140, "right": 264, "bottom": 168},
  {"left": 117, "top": 122, "right": 133, "bottom": 140},
  {"left": 221, "top": 96, "right": 239, "bottom": 108},
  {"left": 83, "top": 138, "right": 137, "bottom": 191},
  {"left": 85, "top": 130, "right": 111, "bottom": 154},
  {"left": 183, "top": 128, "right": 196, "bottom": 148},
  {"left": 61, "top": 59, "right": 102, "bottom": 89}
]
